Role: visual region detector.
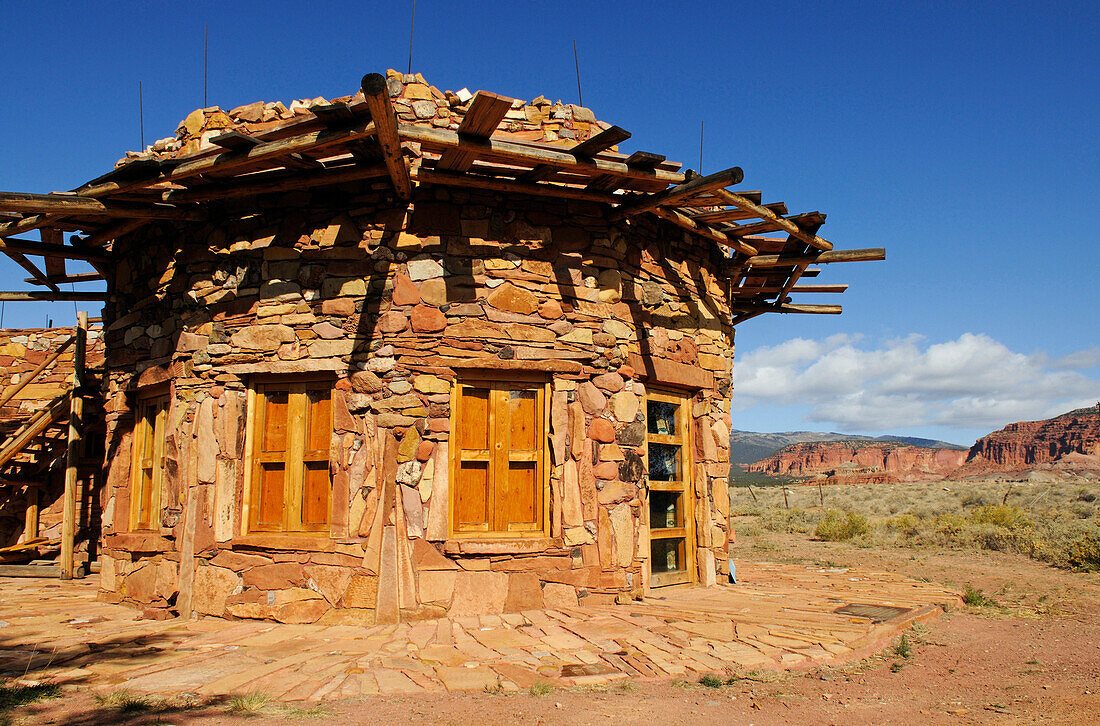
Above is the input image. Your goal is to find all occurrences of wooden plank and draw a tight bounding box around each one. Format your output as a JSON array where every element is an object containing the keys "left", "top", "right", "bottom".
[
  {"left": 0, "top": 564, "right": 62, "bottom": 577},
  {"left": 60, "top": 311, "right": 86, "bottom": 580},
  {"left": 731, "top": 303, "right": 842, "bottom": 315},
  {"left": 0, "top": 291, "right": 107, "bottom": 302},
  {"left": 0, "top": 396, "right": 69, "bottom": 469},
  {"left": 610, "top": 167, "right": 744, "bottom": 220},
  {"left": 79, "top": 117, "right": 378, "bottom": 199},
  {"left": 24, "top": 271, "right": 105, "bottom": 285},
  {"left": 24, "top": 487, "right": 39, "bottom": 541},
  {"left": 0, "top": 192, "right": 204, "bottom": 220},
  {"left": 0, "top": 236, "right": 110, "bottom": 263},
  {"left": 743, "top": 248, "right": 886, "bottom": 268},
  {"left": 163, "top": 163, "right": 388, "bottom": 203},
  {"left": 692, "top": 201, "right": 788, "bottom": 224},
  {"left": 437, "top": 92, "right": 515, "bottom": 172},
  {"left": 361, "top": 73, "right": 413, "bottom": 201},
  {"left": 400, "top": 124, "right": 686, "bottom": 186},
  {"left": 210, "top": 130, "right": 262, "bottom": 151},
  {"left": 518, "top": 125, "right": 632, "bottom": 182},
  {"left": 650, "top": 207, "right": 757, "bottom": 257},
  {"left": 3, "top": 250, "right": 58, "bottom": 293},
  {"left": 711, "top": 188, "right": 833, "bottom": 251},
  {"left": 311, "top": 101, "right": 355, "bottom": 125},
  {"left": 724, "top": 211, "right": 825, "bottom": 238},
  {"left": 78, "top": 218, "right": 147, "bottom": 249},
  {"left": 0, "top": 214, "right": 59, "bottom": 238},
  {"left": 41, "top": 228, "right": 66, "bottom": 280},
  {"left": 412, "top": 168, "right": 617, "bottom": 204},
  {"left": 587, "top": 151, "right": 668, "bottom": 192}
]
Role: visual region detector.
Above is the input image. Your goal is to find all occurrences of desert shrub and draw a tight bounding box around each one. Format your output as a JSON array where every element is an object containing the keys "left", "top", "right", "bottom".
[
  {"left": 934, "top": 513, "right": 967, "bottom": 538},
  {"left": 1065, "top": 533, "right": 1100, "bottom": 571},
  {"left": 761, "top": 507, "right": 813, "bottom": 534},
  {"left": 814, "top": 509, "right": 870, "bottom": 541},
  {"left": 962, "top": 585, "right": 995, "bottom": 607},
  {"left": 1074, "top": 488, "right": 1096, "bottom": 503},
  {"left": 968, "top": 505, "right": 1033, "bottom": 530},
  {"left": 961, "top": 490, "right": 992, "bottom": 507},
  {"left": 885, "top": 514, "right": 922, "bottom": 536}
]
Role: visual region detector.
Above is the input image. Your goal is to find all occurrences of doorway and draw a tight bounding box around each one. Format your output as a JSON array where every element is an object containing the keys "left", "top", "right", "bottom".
[{"left": 645, "top": 389, "right": 696, "bottom": 587}]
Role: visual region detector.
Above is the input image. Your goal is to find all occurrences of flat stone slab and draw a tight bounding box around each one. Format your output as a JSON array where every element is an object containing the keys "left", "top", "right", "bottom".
[{"left": 0, "top": 561, "right": 960, "bottom": 698}]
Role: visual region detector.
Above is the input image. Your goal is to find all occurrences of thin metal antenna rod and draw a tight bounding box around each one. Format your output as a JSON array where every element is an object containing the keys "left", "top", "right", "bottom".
[
  {"left": 699, "top": 120, "right": 704, "bottom": 174},
  {"left": 204, "top": 24, "right": 209, "bottom": 107},
  {"left": 573, "top": 40, "right": 583, "bottom": 106},
  {"left": 408, "top": 0, "right": 416, "bottom": 75},
  {"left": 139, "top": 81, "right": 145, "bottom": 150}
]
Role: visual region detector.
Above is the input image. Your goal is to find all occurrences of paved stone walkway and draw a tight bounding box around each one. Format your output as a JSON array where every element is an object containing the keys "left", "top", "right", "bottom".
[{"left": 0, "top": 562, "right": 959, "bottom": 699}]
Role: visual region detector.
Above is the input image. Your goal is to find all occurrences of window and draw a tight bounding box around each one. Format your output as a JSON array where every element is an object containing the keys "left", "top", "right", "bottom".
[
  {"left": 247, "top": 381, "right": 332, "bottom": 534},
  {"left": 451, "top": 379, "right": 547, "bottom": 537},
  {"left": 130, "top": 394, "right": 169, "bottom": 531},
  {"left": 646, "top": 389, "right": 696, "bottom": 587}
]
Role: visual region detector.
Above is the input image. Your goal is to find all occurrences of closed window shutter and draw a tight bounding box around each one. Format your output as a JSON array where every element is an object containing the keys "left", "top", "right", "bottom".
[
  {"left": 452, "top": 381, "right": 545, "bottom": 536},
  {"left": 131, "top": 395, "right": 168, "bottom": 531},
  {"left": 249, "top": 383, "right": 332, "bottom": 533}
]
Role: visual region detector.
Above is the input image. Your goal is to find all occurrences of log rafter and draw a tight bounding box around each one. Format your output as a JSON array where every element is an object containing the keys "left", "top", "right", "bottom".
[{"left": 0, "top": 71, "right": 883, "bottom": 317}]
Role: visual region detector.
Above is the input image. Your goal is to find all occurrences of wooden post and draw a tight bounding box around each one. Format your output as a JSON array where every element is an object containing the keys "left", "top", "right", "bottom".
[
  {"left": 24, "top": 486, "right": 39, "bottom": 541},
  {"left": 60, "top": 311, "right": 87, "bottom": 580},
  {"left": 783, "top": 487, "right": 790, "bottom": 510}
]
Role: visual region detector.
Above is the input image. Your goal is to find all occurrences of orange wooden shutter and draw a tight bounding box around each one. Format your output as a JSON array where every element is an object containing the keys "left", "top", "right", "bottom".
[{"left": 131, "top": 395, "right": 168, "bottom": 531}]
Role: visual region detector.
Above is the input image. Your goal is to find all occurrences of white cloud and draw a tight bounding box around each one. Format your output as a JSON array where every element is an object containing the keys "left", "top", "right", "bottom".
[{"left": 733, "top": 333, "right": 1100, "bottom": 432}]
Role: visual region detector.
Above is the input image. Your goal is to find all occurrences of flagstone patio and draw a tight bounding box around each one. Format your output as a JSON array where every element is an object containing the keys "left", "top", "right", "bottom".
[{"left": 0, "top": 561, "right": 960, "bottom": 700}]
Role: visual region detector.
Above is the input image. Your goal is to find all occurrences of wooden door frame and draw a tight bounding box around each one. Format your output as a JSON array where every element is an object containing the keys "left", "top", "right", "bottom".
[{"left": 644, "top": 386, "right": 697, "bottom": 588}]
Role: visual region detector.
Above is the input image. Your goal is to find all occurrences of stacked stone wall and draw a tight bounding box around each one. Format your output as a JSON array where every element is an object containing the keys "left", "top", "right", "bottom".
[{"left": 97, "top": 181, "right": 733, "bottom": 622}]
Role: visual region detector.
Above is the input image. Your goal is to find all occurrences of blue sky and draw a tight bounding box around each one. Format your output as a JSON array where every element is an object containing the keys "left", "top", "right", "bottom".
[{"left": 2, "top": 1, "right": 1097, "bottom": 444}]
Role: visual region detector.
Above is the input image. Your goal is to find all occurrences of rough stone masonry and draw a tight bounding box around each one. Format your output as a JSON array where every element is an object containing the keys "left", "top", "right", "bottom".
[{"left": 96, "top": 70, "right": 734, "bottom": 624}]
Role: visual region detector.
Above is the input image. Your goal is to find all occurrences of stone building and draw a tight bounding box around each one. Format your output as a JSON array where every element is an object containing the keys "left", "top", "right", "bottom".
[{"left": 0, "top": 70, "right": 881, "bottom": 622}]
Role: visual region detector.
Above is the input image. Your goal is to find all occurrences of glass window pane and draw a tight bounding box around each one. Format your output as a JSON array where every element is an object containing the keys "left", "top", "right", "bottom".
[
  {"left": 647, "top": 400, "right": 677, "bottom": 436},
  {"left": 651, "top": 538, "right": 685, "bottom": 574},
  {"left": 648, "top": 442, "right": 680, "bottom": 481},
  {"left": 649, "top": 490, "right": 682, "bottom": 529}
]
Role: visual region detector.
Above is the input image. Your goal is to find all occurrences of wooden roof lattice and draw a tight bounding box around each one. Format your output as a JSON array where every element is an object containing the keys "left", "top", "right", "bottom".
[{"left": 0, "top": 71, "right": 884, "bottom": 320}]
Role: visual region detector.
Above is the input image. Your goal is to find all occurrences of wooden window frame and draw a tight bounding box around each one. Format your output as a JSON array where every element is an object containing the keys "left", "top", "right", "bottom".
[
  {"left": 448, "top": 375, "right": 550, "bottom": 540},
  {"left": 128, "top": 392, "right": 170, "bottom": 532},
  {"left": 645, "top": 387, "right": 697, "bottom": 588},
  {"left": 241, "top": 377, "right": 334, "bottom": 536}
]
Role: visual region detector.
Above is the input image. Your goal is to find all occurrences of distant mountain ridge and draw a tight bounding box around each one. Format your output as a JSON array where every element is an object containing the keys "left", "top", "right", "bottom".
[{"left": 729, "top": 429, "right": 966, "bottom": 465}]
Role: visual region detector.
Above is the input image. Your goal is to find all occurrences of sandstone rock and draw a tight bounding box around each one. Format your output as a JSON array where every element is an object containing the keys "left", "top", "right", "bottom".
[
  {"left": 562, "top": 459, "right": 583, "bottom": 526},
  {"left": 230, "top": 324, "right": 295, "bottom": 351},
  {"left": 503, "top": 573, "right": 544, "bottom": 612},
  {"left": 391, "top": 273, "right": 420, "bottom": 305},
  {"left": 542, "top": 582, "right": 579, "bottom": 609},
  {"left": 538, "top": 299, "right": 563, "bottom": 319},
  {"left": 577, "top": 382, "right": 606, "bottom": 415},
  {"left": 609, "top": 391, "right": 639, "bottom": 422},
  {"left": 597, "top": 269, "right": 623, "bottom": 303},
  {"left": 377, "top": 311, "right": 407, "bottom": 333},
  {"left": 602, "top": 319, "right": 632, "bottom": 340},
  {"left": 350, "top": 370, "right": 384, "bottom": 394},
  {"left": 243, "top": 562, "right": 306, "bottom": 590},
  {"left": 592, "top": 372, "right": 624, "bottom": 393},
  {"left": 589, "top": 418, "right": 616, "bottom": 443},
  {"left": 487, "top": 282, "right": 538, "bottom": 315},
  {"left": 418, "top": 570, "right": 457, "bottom": 605},
  {"left": 305, "top": 565, "right": 353, "bottom": 605},
  {"left": 418, "top": 278, "right": 448, "bottom": 306},
  {"left": 411, "top": 304, "right": 446, "bottom": 332},
  {"left": 342, "top": 574, "right": 379, "bottom": 608},
  {"left": 407, "top": 257, "right": 444, "bottom": 281},
  {"left": 449, "top": 571, "right": 508, "bottom": 616},
  {"left": 414, "top": 374, "right": 449, "bottom": 394},
  {"left": 609, "top": 503, "right": 634, "bottom": 567},
  {"left": 322, "top": 298, "right": 355, "bottom": 316},
  {"left": 311, "top": 322, "right": 344, "bottom": 339},
  {"left": 191, "top": 565, "right": 241, "bottom": 616}
]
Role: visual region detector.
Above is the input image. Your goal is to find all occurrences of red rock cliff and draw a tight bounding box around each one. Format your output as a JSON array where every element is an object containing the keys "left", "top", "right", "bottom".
[
  {"left": 958, "top": 407, "right": 1100, "bottom": 475},
  {"left": 748, "top": 441, "right": 967, "bottom": 483}
]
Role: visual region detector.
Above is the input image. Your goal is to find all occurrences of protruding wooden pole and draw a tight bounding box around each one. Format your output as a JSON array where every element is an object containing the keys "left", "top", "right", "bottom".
[
  {"left": 25, "top": 486, "right": 39, "bottom": 541},
  {"left": 60, "top": 311, "right": 87, "bottom": 580},
  {"left": 361, "top": 73, "right": 413, "bottom": 201}
]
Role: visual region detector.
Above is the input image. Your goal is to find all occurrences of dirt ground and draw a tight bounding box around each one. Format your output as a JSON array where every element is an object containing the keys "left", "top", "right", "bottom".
[{"left": 5, "top": 534, "right": 1099, "bottom": 725}]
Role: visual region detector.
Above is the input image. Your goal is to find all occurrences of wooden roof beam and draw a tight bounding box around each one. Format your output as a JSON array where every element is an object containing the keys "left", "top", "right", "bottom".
[
  {"left": 24, "top": 271, "right": 105, "bottom": 286},
  {"left": 731, "top": 303, "right": 842, "bottom": 315},
  {"left": 711, "top": 188, "right": 833, "bottom": 251},
  {"left": 0, "top": 236, "right": 110, "bottom": 263},
  {"left": 692, "top": 201, "right": 788, "bottom": 224},
  {"left": 413, "top": 168, "right": 617, "bottom": 204},
  {"left": 0, "top": 291, "right": 107, "bottom": 302},
  {"left": 436, "top": 91, "right": 514, "bottom": 172},
  {"left": 520, "top": 125, "right": 631, "bottom": 183},
  {"left": 649, "top": 207, "right": 758, "bottom": 257},
  {"left": 361, "top": 73, "right": 413, "bottom": 201},
  {"left": 0, "top": 192, "right": 203, "bottom": 221},
  {"left": 744, "top": 247, "right": 886, "bottom": 268},
  {"left": 401, "top": 124, "right": 686, "bottom": 187},
  {"left": 610, "top": 167, "right": 744, "bottom": 221},
  {"left": 163, "top": 163, "right": 389, "bottom": 204}
]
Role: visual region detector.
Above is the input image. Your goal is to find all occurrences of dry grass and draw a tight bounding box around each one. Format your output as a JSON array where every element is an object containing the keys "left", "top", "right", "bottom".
[{"left": 731, "top": 475, "right": 1100, "bottom": 571}]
